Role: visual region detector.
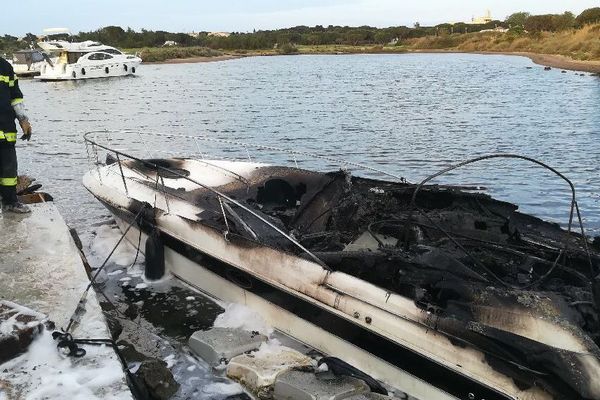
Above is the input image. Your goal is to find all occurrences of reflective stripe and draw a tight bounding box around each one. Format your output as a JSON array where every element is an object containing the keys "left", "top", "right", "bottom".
[
  {"left": 0, "top": 131, "right": 17, "bottom": 142},
  {"left": 11, "top": 98, "right": 23, "bottom": 106},
  {"left": 0, "top": 177, "right": 17, "bottom": 186},
  {"left": 0, "top": 75, "right": 16, "bottom": 87}
]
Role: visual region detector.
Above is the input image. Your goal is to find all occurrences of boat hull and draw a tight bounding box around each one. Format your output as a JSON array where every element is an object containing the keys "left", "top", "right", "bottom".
[
  {"left": 37, "top": 60, "right": 140, "bottom": 81},
  {"left": 112, "top": 212, "right": 459, "bottom": 399},
  {"left": 81, "top": 155, "right": 600, "bottom": 400},
  {"left": 99, "top": 198, "right": 541, "bottom": 400}
]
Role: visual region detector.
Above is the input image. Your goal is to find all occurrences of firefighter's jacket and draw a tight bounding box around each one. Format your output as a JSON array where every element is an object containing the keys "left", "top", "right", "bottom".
[{"left": 0, "top": 57, "right": 23, "bottom": 143}]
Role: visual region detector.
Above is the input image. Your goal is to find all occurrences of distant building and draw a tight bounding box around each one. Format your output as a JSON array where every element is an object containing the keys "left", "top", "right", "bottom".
[
  {"left": 163, "top": 41, "right": 178, "bottom": 47},
  {"left": 208, "top": 32, "right": 231, "bottom": 38},
  {"left": 479, "top": 27, "right": 509, "bottom": 33},
  {"left": 188, "top": 31, "right": 201, "bottom": 38},
  {"left": 467, "top": 10, "right": 493, "bottom": 25}
]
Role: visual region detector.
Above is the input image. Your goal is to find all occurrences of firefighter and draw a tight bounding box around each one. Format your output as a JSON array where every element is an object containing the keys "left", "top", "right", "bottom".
[{"left": 0, "top": 56, "right": 33, "bottom": 213}]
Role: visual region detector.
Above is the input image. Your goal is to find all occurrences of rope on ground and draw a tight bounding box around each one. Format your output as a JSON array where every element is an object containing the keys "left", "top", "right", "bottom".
[
  {"left": 50, "top": 204, "right": 150, "bottom": 395},
  {"left": 62, "top": 204, "right": 148, "bottom": 333}
]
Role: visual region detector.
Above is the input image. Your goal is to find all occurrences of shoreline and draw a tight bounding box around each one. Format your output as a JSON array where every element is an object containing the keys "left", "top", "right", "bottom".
[
  {"left": 143, "top": 54, "right": 245, "bottom": 65},
  {"left": 513, "top": 52, "right": 600, "bottom": 74},
  {"left": 152, "top": 50, "right": 600, "bottom": 74},
  {"left": 411, "top": 50, "right": 600, "bottom": 73}
]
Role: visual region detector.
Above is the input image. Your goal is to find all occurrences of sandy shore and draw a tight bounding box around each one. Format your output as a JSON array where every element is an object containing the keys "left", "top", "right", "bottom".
[
  {"left": 151, "top": 50, "right": 600, "bottom": 74},
  {"left": 411, "top": 49, "right": 600, "bottom": 73},
  {"left": 511, "top": 52, "right": 600, "bottom": 74},
  {"left": 144, "top": 54, "right": 244, "bottom": 65}
]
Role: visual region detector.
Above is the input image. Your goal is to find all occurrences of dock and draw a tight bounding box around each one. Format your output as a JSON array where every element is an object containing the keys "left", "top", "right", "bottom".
[{"left": 0, "top": 202, "right": 133, "bottom": 399}]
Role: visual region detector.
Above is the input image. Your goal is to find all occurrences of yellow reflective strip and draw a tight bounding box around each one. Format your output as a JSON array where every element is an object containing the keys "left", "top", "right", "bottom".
[
  {"left": 11, "top": 98, "right": 23, "bottom": 106},
  {"left": 0, "top": 75, "right": 9, "bottom": 83},
  {"left": 0, "top": 131, "right": 17, "bottom": 142},
  {"left": 0, "top": 177, "right": 17, "bottom": 186},
  {"left": 8, "top": 78, "right": 16, "bottom": 87}
]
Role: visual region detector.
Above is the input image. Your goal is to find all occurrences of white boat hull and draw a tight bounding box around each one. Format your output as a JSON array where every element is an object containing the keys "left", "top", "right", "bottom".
[
  {"left": 82, "top": 153, "right": 600, "bottom": 400},
  {"left": 12, "top": 62, "right": 45, "bottom": 77},
  {"left": 37, "top": 60, "right": 140, "bottom": 81},
  {"left": 113, "top": 214, "right": 457, "bottom": 400}
]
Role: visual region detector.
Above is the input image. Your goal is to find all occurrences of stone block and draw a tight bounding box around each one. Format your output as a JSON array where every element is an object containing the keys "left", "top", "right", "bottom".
[
  {"left": 274, "top": 370, "right": 368, "bottom": 400},
  {"left": 227, "top": 345, "right": 313, "bottom": 393},
  {"left": 188, "top": 327, "right": 267, "bottom": 365}
]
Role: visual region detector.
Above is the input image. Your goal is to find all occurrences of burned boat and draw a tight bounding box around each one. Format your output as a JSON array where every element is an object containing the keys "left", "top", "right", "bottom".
[{"left": 83, "top": 132, "right": 600, "bottom": 400}]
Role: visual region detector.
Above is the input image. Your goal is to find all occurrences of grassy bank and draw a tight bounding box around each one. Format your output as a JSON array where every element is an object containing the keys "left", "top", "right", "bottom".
[
  {"left": 403, "top": 24, "right": 600, "bottom": 61},
  {"left": 129, "top": 24, "right": 600, "bottom": 69},
  {"left": 129, "top": 46, "right": 224, "bottom": 62},
  {"left": 297, "top": 24, "right": 600, "bottom": 61}
]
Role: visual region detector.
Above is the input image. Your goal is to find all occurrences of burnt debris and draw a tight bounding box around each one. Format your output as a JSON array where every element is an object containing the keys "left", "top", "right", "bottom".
[
  {"left": 128, "top": 157, "right": 600, "bottom": 399},
  {"left": 221, "top": 168, "right": 599, "bottom": 399}
]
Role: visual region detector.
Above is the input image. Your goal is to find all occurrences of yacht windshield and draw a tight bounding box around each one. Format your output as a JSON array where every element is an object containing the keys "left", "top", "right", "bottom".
[
  {"left": 13, "top": 52, "right": 44, "bottom": 64},
  {"left": 103, "top": 48, "right": 122, "bottom": 55},
  {"left": 67, "top": 52, "right": 88, "bottom": 64}
]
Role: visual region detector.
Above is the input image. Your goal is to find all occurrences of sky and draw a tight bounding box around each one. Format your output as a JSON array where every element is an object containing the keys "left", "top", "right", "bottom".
[{"left": 4, "top": 0, "right": 600, "bottom": 36}]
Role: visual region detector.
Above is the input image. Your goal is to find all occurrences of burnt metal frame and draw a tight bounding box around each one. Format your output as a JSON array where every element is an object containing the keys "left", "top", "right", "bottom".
[
  {"left": 84, "top": 131, "right": 594, "bottom": 282},
  {"left": 404, "top": 154, "right": 594, "bottom": 287},
  {"left": 84, "top": 131, "right": 329, "bottom": 268}
]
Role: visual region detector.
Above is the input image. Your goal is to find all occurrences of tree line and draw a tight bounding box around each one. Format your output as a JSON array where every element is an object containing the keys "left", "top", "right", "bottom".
[{"left": 2, "top": 7, "right": 600, "bottom": 54}]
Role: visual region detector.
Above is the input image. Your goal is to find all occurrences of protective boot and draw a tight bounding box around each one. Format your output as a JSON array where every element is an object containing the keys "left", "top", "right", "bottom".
[{"left": 3, "top": 202, "right": 31, "bottom": 214}]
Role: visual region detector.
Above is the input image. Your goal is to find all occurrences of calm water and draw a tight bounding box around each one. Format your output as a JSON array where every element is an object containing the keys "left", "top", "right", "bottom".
[
  {"left": 18, "top": 53, "right": 600, "bottom": 237},
  {"left": 14, "top": 53, "right": 600, "bottom": 397}
]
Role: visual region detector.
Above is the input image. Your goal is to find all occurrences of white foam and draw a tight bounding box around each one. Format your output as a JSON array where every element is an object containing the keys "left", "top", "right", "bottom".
[
  {"left": 213, "top": 303, "right": 273, "bottom": 336},
  {"left": 163, "top": 354, "right": 176, "bottom": 368},
  {"left": 88, "top": 224, "right": 142, "bottom": 267},
  {"left": 1, "top": 330, "right": 130, "bottom": 400},
  {"left": 201, "top": 382, "right": 244, "bottom": 396},
  {"left": 251, "top": 338, "right": 283, "bottom": 357},
  {"left": 107, "top": 269, "right": 124, "bottom": 276}
]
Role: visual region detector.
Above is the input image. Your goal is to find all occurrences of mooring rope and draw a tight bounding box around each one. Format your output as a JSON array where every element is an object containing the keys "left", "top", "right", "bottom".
[{"left": 62, "top": 204, "right": 148, "bottom": 333}]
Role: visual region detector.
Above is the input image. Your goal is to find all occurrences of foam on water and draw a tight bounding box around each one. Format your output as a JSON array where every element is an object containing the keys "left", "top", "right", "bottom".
[
  {"left": 214, "top": 302, "right": 274, "bottom": 336},
  {"left": 2, "top": 330, "right": 130, "bottom": 400},
  {"left": 201, "top": 382, "right": 245, "bottom": 397}
]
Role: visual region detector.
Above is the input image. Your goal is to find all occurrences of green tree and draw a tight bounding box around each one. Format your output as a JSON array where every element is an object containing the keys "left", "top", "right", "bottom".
[
  {"left": 576, "top": 7, "right": 600, "bottom": 27},
  {"left": 525, "top": 15, "right": 556, "bottom": 32},
  {"left": 505, "top": 12, "right": 530, "bottom": 28},
  {"left": 553, "top": 12, "right": 575, "bottom": 31}
]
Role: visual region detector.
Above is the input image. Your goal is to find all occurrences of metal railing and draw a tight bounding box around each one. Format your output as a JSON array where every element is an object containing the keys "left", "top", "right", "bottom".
[
  {"left": 84, "top": 130, "right": 410, "bottom": 269},
  {"left": 84, "top": 131, "right": 595, "bottom": 283}
]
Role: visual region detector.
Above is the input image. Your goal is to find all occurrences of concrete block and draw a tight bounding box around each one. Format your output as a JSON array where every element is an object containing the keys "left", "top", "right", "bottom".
[
  {"left": 274, "top": 370, "right": 369, "bottom": 400},
  {"left": 227, "top": 345, "right": 313, "bottom": 393},
  {"left": 188, "top": 327, "right": 267, "bottom": 365}
]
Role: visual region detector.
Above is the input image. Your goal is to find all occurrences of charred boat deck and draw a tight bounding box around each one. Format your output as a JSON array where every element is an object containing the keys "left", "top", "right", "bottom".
[{"left": 82, "top": 131, "right": 600, "bottom": 400}]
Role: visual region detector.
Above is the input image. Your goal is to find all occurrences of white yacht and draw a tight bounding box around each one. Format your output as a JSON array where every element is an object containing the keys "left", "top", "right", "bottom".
[
  {"left": 36, "top": 40, "right": 141, "bottom": 81},
  {"left": 83, "top": 131, "right": 600, "bottom": 400},
  {"left": 9, "top": 50, "right": 50, "bottom": 77}
]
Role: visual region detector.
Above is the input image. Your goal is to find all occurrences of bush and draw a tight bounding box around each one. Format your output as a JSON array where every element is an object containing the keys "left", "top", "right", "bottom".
[
  {"left": 576, "top": 7, "right": 600, "bottom": 27},
  {"left": 138, "top": 47, "right": 222, "bottom": 62},
  {"left": 277, "top": 43, "right": 299, "bottom": 54}
]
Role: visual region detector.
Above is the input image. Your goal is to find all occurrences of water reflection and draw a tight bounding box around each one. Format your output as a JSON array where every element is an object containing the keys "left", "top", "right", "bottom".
[{"left": 18, "top": 53, "right": 600, "bottom": 237}]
